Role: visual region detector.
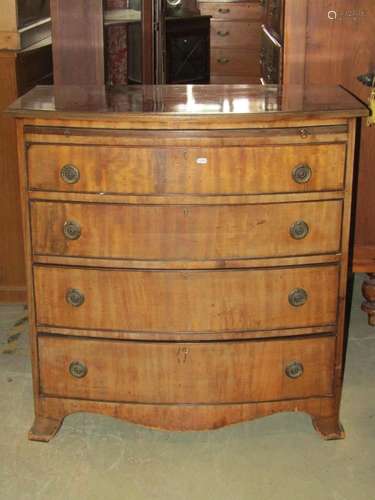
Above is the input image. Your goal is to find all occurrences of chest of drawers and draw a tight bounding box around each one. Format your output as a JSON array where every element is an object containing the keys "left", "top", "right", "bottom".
[
  {"left": 199, "top": 0, "right": 264, "bottom": 83},
  {"left": 8, "top": 84, "right": 366, "bottom": 441}
]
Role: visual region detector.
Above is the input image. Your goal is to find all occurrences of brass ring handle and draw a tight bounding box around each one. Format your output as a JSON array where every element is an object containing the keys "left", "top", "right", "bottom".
[
  {"left": 217, "top": 30, "right": 229, "bottom": 37},
  {"left": 285, "top": 362, "right": 304, "bottom": 379},
  {"left": 218, "top": 8, "right": 230, "bottom": 13},
  {"left": 290, "top": 220, "right": 309, "bottom": 240},
  {"left": 66, "top": 288, "right": 85, "bottom": 307},
  {"left": 69, "top": 361, "right": 88, "bottom": 379},
  {"left": 61, "top": 164, "right": 80, "bottom": 184},
  {"left": 288, "top": 288, "right": 308, "bottom": 307},
  {"left": 218, "top": 57, "right": 229, "bottom": 64},
  {"left": 300, "top": 128, "right": 310, "bottom": 139},
  {"left": 63, "top": 220, "right": 81, "bottom": 240},
  {"left": 292, "top": 164, "right": 312, "bottom": 184}
]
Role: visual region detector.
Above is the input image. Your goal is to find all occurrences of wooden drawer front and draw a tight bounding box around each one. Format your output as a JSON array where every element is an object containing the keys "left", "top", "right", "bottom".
[
  {"left": 31, "top": 200, "right": 342, "bottom": 260},
  {"left": 210, "top": 21, "right": 261, "bottom": 48},
  {"left": 211, "top": 48, "right": 260, "bottom": 76},
  {"left": 27, "top": 144, "right": 345, "bottom": 195},
  {"left": 199, "top": 2, "right": 264, "bottom": 21},
  {"left": 39, "top": 335, "right": 335, "bottom": 403},
  {"left": 34, "top": 265, "right": 339, "bottom": 333}
]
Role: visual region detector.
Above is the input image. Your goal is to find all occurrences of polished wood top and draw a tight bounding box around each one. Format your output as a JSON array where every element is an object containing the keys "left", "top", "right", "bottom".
[{"left": 7, "top": 84, "right": 368, "bottom": 121}]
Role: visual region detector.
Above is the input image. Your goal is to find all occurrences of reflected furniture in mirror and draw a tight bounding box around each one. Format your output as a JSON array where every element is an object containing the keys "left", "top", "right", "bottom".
[{"left": 0, "top": 0, "right": 52, "bottom": 303}]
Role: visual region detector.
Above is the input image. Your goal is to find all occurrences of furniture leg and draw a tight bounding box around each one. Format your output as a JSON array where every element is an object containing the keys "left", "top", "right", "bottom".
[
  {"left": 28, "top": 415, "right": 64, "bottom": 442},
  {"left": 312, "top": 415, "right": 345, "bottom": 440},
  {"left": 361, "top": 273, "right": 375, "bottom": 326}
]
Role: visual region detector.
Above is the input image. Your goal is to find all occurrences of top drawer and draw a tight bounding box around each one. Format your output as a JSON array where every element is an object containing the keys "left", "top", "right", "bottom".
[
  {"left": 199, "top": 2, "right": 264, "bottom": 20},
  {"left": 27, "top": 143, "right": 346, "bottom": 195}
]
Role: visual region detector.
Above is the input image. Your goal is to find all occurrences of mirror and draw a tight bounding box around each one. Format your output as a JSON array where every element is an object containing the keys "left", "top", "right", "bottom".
[{"left": 103, "top": 0, "right": 275, "bottom": 85}]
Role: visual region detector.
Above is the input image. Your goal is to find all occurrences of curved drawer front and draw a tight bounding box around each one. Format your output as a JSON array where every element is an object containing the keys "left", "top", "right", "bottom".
[
  {"left": 34, "top": 265, "right": 339, "bottom": 333},
  {"left": 27, "top": 143, "right": 345, "bottom": 195},
  {"left": 31, "top": 200, "right": 343, "bottom": 260},
  {"left": 38, "top": 335, "right": 335, "bottom": 403}
]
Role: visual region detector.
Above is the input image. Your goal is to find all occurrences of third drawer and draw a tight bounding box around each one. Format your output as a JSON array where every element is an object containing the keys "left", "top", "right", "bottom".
[{"left": 34, "top": 264, "right": 339, "bottom": 333}]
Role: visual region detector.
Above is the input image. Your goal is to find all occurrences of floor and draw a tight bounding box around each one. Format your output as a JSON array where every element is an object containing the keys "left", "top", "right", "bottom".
[{"left": 1, "top": 276, "right": 374, "bottom": 500}]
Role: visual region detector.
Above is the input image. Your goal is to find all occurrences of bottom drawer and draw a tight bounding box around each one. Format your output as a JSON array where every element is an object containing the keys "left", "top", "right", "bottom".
[{"left": 39, "top": 335, "right": 335, "bottom": 404}]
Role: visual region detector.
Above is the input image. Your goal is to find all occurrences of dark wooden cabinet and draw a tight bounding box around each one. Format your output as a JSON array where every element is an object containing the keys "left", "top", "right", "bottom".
[{"left": 165, "top": 16, "right": 210, "bottom": 83}]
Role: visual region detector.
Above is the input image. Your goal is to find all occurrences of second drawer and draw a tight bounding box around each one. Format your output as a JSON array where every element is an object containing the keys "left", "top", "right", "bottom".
[{"left": 31, "top": 200, "right": 343, "bottom": 261}]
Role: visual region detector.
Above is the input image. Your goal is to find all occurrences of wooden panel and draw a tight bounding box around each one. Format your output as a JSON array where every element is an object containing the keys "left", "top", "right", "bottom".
[
  {"left": 210, "top": 20, "right": 261, "bottom": 48},
  {"left": 283, "top": 1, "right": 375, "bottom": 273},
  {"left": 0, "top": 51, "right": 26, "bottom": 302},
  {"left": 0, "top": 31, "right": 20, "bottom": 51},
  {"left": 31, "top": 200, "right": 343, "bottom": 261},
  {"left": 34, "top": 265, "right": 339, "bottom": 332},
  {"left": 0, "top": 0, "right": 18, "bottom": 32},
  {"left": 38, "top": 335, "right": 335, "bottom": 403},
  {"left": 282, "top": 0, "right": 308, "bottom": 86},
  {"left": 27, "top": 143, "right": 346, "bottom": 195},
  {"left": 211, "top": 48, "right": 260, "bottom": 76},
  {"left": 50, "top": 0, "right": 104, "bottom": 85},
  {"left": 199, "top": 2, "right": 264, "bottom": 20}
]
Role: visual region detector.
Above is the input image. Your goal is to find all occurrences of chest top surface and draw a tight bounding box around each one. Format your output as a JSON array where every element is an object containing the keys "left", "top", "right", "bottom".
[{"left": 7, "top": 84, "right": 368, "bottom": 124}]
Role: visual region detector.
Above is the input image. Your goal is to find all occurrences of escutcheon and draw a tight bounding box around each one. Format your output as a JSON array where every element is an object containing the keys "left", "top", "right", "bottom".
[
  {"left": 69, "top": 361, "right": 88, "bottom": 379},
  {"left": 285, "top": 361, "right": 304, "bottom": 379},
  {"left": 290, "top": 220, "right": 309, "bottom": 240},
  {"left": 288, "top": 288, "right": 308, "bottom": 307},
  {"left": 63, "top": 220, "right": 81, "bottom": 240},
  {"left": 65, "top": 288, "right": 85, "bottom": 307},
  {"left": 292, "top": 164, "right": 312, "bottom": 184},
  {"left": 61, "top": 164, "right": 80, "bottom": 184}
]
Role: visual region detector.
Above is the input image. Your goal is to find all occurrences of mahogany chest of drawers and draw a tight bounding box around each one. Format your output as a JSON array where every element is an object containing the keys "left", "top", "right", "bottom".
[
  {"left": 8, "top": 84, "right": 366, "bottom": 441},
  {"left": 199, "top": 0, "right": 264, "bottom": 83}
]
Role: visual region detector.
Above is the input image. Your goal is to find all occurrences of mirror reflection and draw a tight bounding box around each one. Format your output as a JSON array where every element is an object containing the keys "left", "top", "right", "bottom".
[{"left": 103, "top": 0, "right": 277, "bottom": 85}]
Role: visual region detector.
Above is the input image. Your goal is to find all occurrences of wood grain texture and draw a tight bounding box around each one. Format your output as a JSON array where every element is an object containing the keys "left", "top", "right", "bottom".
[
  {"left": 10, "top": 84, "right": 364, "bottom": 439},
  {"left": 33, "top": 265, "right": 339, "bottom": 333},
  {"left": 50, "top": 0, "right": 104, "bottom": 85},
  {"left": 31, "top": 395, "right": 336, "bottom": 440},
  {"left": 38, "top": 335, "right": 335, "bottom": 403},
  {"left": 30, "top": 200, "right": 343, "bottom": 261},
  {"left": 27, "top": 142, "right": 346, "bottom": 195},
  {"left": 0, "top": 52, "right": 24, "bottom": 302},
  {"left": 0, "top": 0, "right": 18, "bottom": 32},
  {"left": 282, "top": 0, "right": 308, "bottom": 86}
]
